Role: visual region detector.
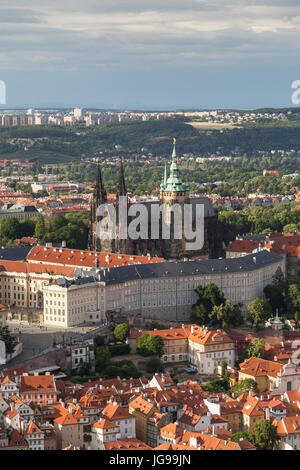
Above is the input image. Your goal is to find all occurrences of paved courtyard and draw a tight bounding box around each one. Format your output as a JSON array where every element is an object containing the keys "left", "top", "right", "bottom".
[{"left": 3, "top": 320, "right": 109, "bottom": 367}]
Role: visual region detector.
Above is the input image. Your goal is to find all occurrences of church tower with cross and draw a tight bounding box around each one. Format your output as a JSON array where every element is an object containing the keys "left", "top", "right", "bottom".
[{"left": 159, "top": 138, "right": 191, "bottom": 258}]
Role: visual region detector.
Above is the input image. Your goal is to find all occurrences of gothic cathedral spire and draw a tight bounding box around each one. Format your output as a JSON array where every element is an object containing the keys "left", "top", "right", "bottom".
[
  {"left": 95, "top": 163, "right": 107, "bottom": 205},
  {"left": 117, "top": 159, "right": 127, "bottom": 196}
]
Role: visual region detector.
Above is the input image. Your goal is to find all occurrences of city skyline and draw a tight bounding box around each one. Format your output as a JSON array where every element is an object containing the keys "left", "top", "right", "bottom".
[{"left": 1, "top": 1, "right": 300, "bottom": 109}]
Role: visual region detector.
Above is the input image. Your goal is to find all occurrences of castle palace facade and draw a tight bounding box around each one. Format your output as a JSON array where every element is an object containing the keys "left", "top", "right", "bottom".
[{"left": 88, "top": 140, "right": 234, "bottom": 260}]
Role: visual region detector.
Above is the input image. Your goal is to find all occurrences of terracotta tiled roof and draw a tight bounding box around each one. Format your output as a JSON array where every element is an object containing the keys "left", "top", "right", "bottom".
[
  {"left": 20, "top": 375, "right": 56, "bottom": 393},
  {"left": 239, "top": 357, "right": 283, "bottom": 379},
  {"left": 103, "top": 402, "right": 132, "bottom": 420},
  {"left": 104, "top": 438, "right": 151, "bottom": 450},
  {"left": 26, "top": 246, "right": 164, "bottom": 269},
  {"left": 160, "top": 422, "right": 184, "bottom": 439},
  {"left": 147, "top": 327, "right": 189, "bottom": 341},
  {"left": 129, "top": 396, "right": 155, "bottom": 416},
  {"left": 54, "top": 412, "right": 78, "bottom": 426},
  {"left": 93, "top": 418, "right": 119, "bottom": 430},
  {"left": 8, "top": 428, "right": 28, "bottom": 448},
  {"left": 273, "top": 416, "right": 300, "bottom": 436},
  {"left": 25, "top": 421, "right": 44, "bottom": 435},
  {"left": 242, "top": 396, "right": 264, "bottom": 417},
  {"left": 188, "top": 325, "right": 233, "bottom": 346},
  {"left": 226, "top": 240, "right": 260, "bottom": 253}
]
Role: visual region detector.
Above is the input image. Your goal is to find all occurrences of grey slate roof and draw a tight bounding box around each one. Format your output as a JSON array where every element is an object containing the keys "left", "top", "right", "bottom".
[
  {"left": 0, "top": 246, "right": 32, "bottom": 261},
  {"left": 62, "top": 250, "right": 283, "bottom": 288}
]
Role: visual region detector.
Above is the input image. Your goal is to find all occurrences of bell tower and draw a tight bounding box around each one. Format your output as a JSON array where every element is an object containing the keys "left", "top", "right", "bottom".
[{"left": 160, "top": 138, "right": 190, "bottom": 258}]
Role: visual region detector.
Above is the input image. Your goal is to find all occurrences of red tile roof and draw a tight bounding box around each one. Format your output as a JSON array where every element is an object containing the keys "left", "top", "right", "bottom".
[
  {"left": 26, "top": 246, "right": 164, "bottom": 269},
  {"left": 20, "top": 375, "right": 56, "bottom": 393}
]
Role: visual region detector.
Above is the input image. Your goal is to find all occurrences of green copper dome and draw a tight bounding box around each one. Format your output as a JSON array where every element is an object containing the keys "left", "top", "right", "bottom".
[
  {"left": 272, "top": 310, "right": 282, "bottom": 324},
  {"left": 161, "top": 138, "right": 189, "bottom": 193}
]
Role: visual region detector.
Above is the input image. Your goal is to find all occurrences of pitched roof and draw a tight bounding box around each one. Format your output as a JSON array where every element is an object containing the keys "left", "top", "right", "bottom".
[
  {"left": 103, "top": 402, "right": 132, "bottom": 420},
  {"left": 8, "top": 428, "right": 28, "bottom": 448},
  {"left": 239, "top": 357, "right": 283, "bottom": 379},
  {"left": 20, "top": 375, "right": 56, "bottom": 393},
  {"left": 26, "top": 245, "right": 164, "bottom": 269},
  {"left": 129, "top": 396, "right": 155, "bottom": 416},
  {"left": 242, "top": 397, "right": 264, "bottom": 417},
  {"left": 93, "top": 418, "right": 119, "bottom": 430},
  {"left": 188, "top": 325, "right": 233, "bottom": 346},
  {"left": 104, "top": 438, "right": 151, "bottom": 450},
  {"left": 54, "top": 412, "right": 78, "bottom": 426},
  {"left": 226, "top": 240, "right": 260, "bottom": 253},
  {"left": 273, "top": 416, "right": 300, "bottom": 436},
  {"left": 25, "top": 421, "right": 44, "bottom": 435}
]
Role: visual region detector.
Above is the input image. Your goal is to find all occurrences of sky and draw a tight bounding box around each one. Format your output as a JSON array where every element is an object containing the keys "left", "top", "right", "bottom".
[{"left": 1, "top": 0, "right": 300, "bottom": 109}]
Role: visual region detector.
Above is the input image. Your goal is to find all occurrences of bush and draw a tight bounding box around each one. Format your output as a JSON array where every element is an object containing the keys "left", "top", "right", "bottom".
[
  {"left": 94, "top": 334, "right": 107, "bottom": 347},
  {"left": 146, "top": 357, "right": 164, "bottom": 374},
  {"left": 108, "top": 344, "right": 130, "bottom": 356},
  {"left": 101, "top": 360, "right": 141, "bottom": 379},
  {"left": 95, "top": 346, "right": 111, "bottom": 372},
  {"left": 202, "top": 378, "right": 230, "bottom": 393}
]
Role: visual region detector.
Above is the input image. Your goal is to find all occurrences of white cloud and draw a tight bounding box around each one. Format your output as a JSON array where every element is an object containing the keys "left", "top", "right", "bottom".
[{"left": 0, "top": 1, "right": 300, "bottom": 71}]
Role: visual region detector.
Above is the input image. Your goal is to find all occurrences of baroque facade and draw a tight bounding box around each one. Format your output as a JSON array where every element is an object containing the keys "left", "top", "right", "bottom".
[{"left": 88, "top": 140, "right": 234, "bottom": 259}]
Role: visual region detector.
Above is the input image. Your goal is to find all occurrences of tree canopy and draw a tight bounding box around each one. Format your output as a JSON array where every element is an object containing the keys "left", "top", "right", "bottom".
[
  {"left": 114, "top": 323, "right": 130, "bottom": 342},
  {"left": 137, "top": 332, "right": 164, "bottom": 357}
]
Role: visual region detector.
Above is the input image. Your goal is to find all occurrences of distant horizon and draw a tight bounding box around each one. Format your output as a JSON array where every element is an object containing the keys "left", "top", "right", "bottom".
[{"left": 0, "top": 104, "right": 299, "bottom": 113}]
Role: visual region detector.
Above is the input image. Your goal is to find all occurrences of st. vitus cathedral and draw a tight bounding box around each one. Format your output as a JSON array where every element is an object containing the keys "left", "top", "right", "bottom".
[{"left": 88, "top": 140, "right": 233, "bottom": 259}]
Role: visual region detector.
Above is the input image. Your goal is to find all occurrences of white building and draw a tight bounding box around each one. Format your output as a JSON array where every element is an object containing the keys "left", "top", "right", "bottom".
[
  {"left": 91, "top": 419, "right": 120, "bottom": 450},
  {"left": 43, "top": 250, "right": 285, "bottom": 327},
  {"left": 188, "top": 325, "right": 235, "bottom": 374}
]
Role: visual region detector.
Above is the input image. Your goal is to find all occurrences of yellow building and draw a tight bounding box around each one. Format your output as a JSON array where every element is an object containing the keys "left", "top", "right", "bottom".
[
  {"left": 238, "top": 357, "right": 283, "bottom": 393},
  {"left": 129, "top": 395, "right": 158, "bottom": 444},
  {"left": 147, "top": 327, "right": 189, "bottom": 363}
]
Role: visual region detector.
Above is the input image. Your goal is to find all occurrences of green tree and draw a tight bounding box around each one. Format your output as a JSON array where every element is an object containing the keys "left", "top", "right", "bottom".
[
  {"left": 34, "top": 216, "right": 46, "bottom": 239},
  {"left": 146, "top": 357, "right": 164, "bottom": 374},
  {"left": 263, "top": 267, "right": 287, "bottom": 315},
  {"left": 137, "top": 332, "right": 164, "bottom": 357},
  {"left": 231, "top": 431, "right": 255, "bottom": 444},
  {"left": 190, "top": 303, "right": 208, "bottom": 325},
  {"left": 295, "top": 311, "right": 299, "bottom": 329},
  {"left": 114, "top": 323, "right": 130, "bottom": 342},
  {"left": 252, "top": 420, "right": 279, "bottom": 450},
  {"left": 246, "top": 338, "right": 265, "bottom": 359},
  {"left": 1, "top": 218, "right": 21, "bottom": 239},
  {"left": 0, "top": 326, "right": 15, "bottom": 354},
  {"left": 209, "top": 301, "right": 243, "bottom": 328},
  {"left": 202, "top": 378, "right": 230, "bottom": 393},
  {"left": 95, "top": 346, "right": 111, "bottom": 372},
  {"left": 247, "top": 298, "right": 272, "bottom": 328},
  {"left": 288, "top": 282, "right": 300, "bottom": 312},
  {"left": 191, "top": 283, "right": 227, "bottom": 326},
  {"left": 221, "top": 360, "right": 229, "bottom": 380},
  {"left": 94, "top": 334, "right": 107, "bottom": 347},
  {"left": 20, "top": 219, "right": 36, "bottom": 237},
  {"left": 234, "top": 378, "right": 258, "bottom": 396}
]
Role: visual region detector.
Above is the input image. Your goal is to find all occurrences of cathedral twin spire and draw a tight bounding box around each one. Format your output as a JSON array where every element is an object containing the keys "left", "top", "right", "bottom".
[{"left": 94, "top": 159, "right": 126, "bottom": 205}]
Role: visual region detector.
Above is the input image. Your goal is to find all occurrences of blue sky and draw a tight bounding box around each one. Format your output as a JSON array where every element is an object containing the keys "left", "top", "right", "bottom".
[{"left": 1, "top": 0, "right": 300, "bottom": 109}]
